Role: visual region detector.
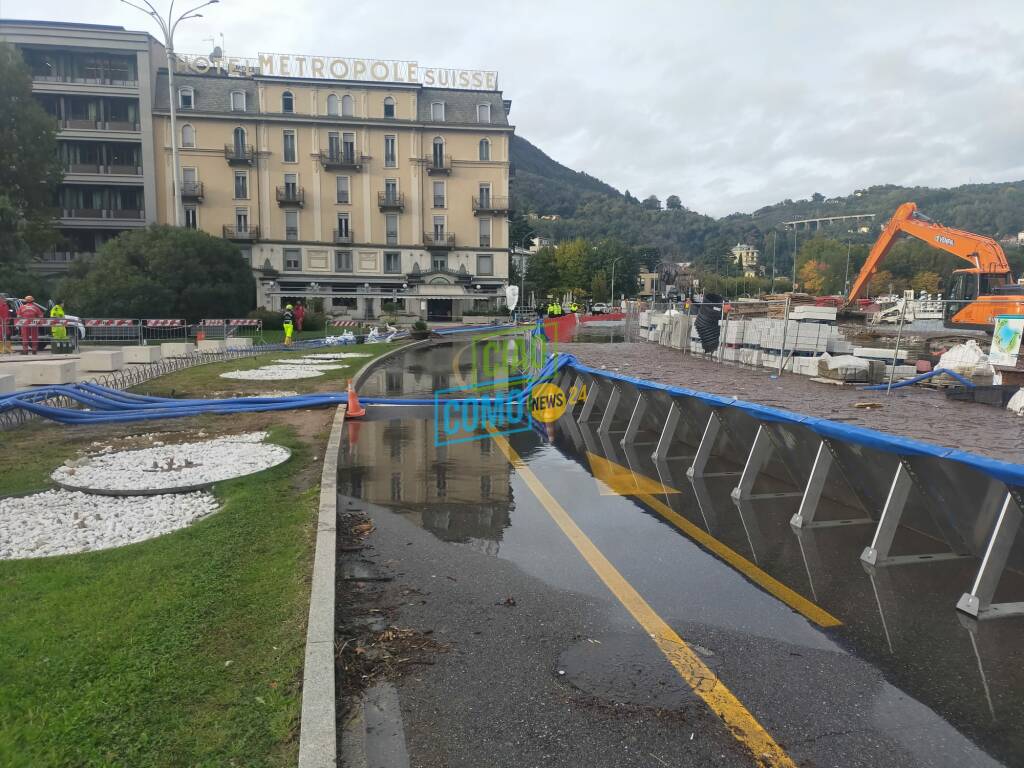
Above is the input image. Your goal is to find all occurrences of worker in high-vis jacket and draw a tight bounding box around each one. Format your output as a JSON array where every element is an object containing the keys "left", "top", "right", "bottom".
[
  {"left": 50, "top": 301, "right": 67, "bottom": 346},
  {"left": 282, "top": 304, "right": 295, "bottom": 345}
]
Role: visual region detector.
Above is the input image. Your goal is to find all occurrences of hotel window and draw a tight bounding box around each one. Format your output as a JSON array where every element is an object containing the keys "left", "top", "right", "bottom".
[
  {"left": 285, "top": 210, "right": 298, "bottom": 241},
  {"left": 234, "top": 171, "right": 248, "bottom": 199},
  {"left": 479, "top": 217, "right": 491, "bottom": 247},
  {"left": 383, "top": 96, "right": 395, "bottom": 118},
  {"left": 385, "top": 178, "right": 398, "bottom": 198},
  {"left": 181, "top": 124, "right": 195, "bottom": 148},
  {"left": 341, "top": 94, "right": 354, "bottom": 116},
  {"left": 232, "top": 126, "right": 247, "bottom": 151},
  {"left": 478, "top": 183, "right": 491, "bottom": 208},
  {"left": 283, "top": 173, "right": 298, "bottom": 197},
  {"left": 284, "top": 248, "right": 301, "bottom": 271},
  {"left": 384, "top": 135, "right": 396, "bottom": 168},
  {"left": 182, "top": 166, "right": 197, "bottom": 185},
  {"left": 430, "top": 101, "right": 444, "bottom": 121},
  {"left": 327, "top": 94, "right": 339, "bottom": 116},
  {"left": 477, "top": 103, "right": 491, "bottom": 123},
  {"left": 431, "top": 252, "right": 448, "bottom": 271},
  {"left": 230, "top": 90, "right": 246, "bottom": 111},
  {"left": 477, "top": 253, "right": 493, "bottom": 275},
  {"left": 385, "top": 215, "right": 398, "bottom": 246},
  {"left": 432, "top": 136, "right": 445, "bottom": 168},
  {"left": 432, "top": 215, "right": 446, "bottom": 239},
  {"left": 183, "top": 205, "right": 197, "bottom": 230},
  {"left": 283, "top": 130, "right": 296, "bottom": 162},
  {"left": 282, "top": 91, "right": 294, "bottom": 113},
  {"left": 235, "top": 207, "right": 249, "bottom": 231},
  {"left": 335, "top": 250, "right": 352, "bottom": 272},
  {"left": 178, "top": 86, "right": 194, "bottom": 109},
  {"left": 336, "top": 175, "right": 350, "bottom": 204},
  {"left": 432, "top": 181, "right": 445, "bottom": 208},
  {"left": 479, "top": 138, "right": 490, "bottom": 161},
  {"left": 384, "top": 251, "right": 401, "bottom": 273},
  {"left": 336, "top": 213, "right": 350, "bottom": 238},
  {"left": 342, "top": 132, "right": 355, "bottom": 161}
]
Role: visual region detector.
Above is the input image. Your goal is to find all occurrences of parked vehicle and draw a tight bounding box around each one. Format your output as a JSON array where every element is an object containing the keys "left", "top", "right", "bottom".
[{"left": 591, "top": 302, "right": 610, "bottom": 315}]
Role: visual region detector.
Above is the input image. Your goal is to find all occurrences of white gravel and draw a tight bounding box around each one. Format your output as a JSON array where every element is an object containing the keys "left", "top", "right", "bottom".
[
  {"left": 220, "top": 366, "right": 325, "bottom": 380},
  {"left": 272, "top": 358, "right": 349, "bottom": 365},
  {"left": 51, "top": 431, "right": 291, "bottom": 493},
  {"left": 302, "top": 353, "right": 373, "bottom": 360},
  {"left": 0, "top": 490, "right": 219, "bottom": 559}
]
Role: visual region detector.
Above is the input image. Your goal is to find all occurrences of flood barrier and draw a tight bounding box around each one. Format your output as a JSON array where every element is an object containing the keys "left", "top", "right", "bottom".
[{"left": 553, "top": 354, "right": 1024, "bottom": 622}]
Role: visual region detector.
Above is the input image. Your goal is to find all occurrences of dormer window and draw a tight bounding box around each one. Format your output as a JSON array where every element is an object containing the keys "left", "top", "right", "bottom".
[
  {"left": 230, "top": 90, "right": 246, "bottom": 111},
  {"left": 327, "top": 94, "right": 339, "bottom": 116},
  {"left": 430, "top": 101, "right": 444, "bottom": 121},
  {"left": 383, "top": 96, "right": 395, "bottom": 118},
  {"left": 341, "top": 94, "right": 354, "bottom": 117},
  {"left": 282, "top": 91, "right": 294, "bottom": 113},
  {"left": 178, "top": 86, "right": 194, "bottom": 109},
  {"left": 477, "top": 103, "right": 490, "bottom": 123}
]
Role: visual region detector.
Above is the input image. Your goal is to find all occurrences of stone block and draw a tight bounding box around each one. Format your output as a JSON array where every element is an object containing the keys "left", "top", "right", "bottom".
[
  {"left": 122, "top": 346, "right": 163, "bottom": 364},
  {"left": 79, "top": 350, "right": 124, "bottom": 372},
  {"left": 197, "top": 339, "right": 227, "bottom": 352},
  {"left": 15, "top": 360, "right": 77, "bottom": 386},
  {"left": 0, "top": 374, "right": 15, "bottom": 393},
  {"left": 226, "top": 337, "right": 253, "bottom": 349},
  {"left": 161, "top": 342, "right": 196, "bottom": 358}
]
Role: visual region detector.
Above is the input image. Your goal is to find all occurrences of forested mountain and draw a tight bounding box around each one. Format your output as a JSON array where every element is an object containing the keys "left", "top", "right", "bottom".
[{"left": 509, "top": 134, "right": 1024, "bottom": 280}]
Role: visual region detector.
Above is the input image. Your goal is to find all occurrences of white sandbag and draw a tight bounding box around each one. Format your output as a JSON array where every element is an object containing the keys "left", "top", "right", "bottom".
[
  {"left": 818, "top": 354, "right": 871, "bottom": 381},
  {"left": 939, "top": 341, "right": 988, "bottom": 377},
  {"left": 1007, "top": 389, "right": 1024, "bottom": 416}
]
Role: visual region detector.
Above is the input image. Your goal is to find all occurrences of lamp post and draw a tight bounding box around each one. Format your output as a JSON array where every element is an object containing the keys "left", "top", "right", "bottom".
[
  {"left": 518, "top": 229, "right": 537, "bottom": 308},
  {"left": 609, "top": 255, "right": 624, "bottom": 309},
  {"left": 121, "top": 0, "right": 219, "bottom": 227}
]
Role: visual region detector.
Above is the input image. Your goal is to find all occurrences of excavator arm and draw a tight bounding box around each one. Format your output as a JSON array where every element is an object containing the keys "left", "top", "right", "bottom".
[{"left": 845, "top": 202, "right": 1012, "bottom": 303}]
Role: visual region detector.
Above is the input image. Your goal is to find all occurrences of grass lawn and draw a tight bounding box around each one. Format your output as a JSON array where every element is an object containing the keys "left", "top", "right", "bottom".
[{"left": 0, "top": 342, "right": 396, "bottom": 766}]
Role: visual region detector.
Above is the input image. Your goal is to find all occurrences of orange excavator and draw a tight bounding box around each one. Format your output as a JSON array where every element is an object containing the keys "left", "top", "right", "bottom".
[{"left": 846, "top": 202, "right": 1024, "bottom": 330}]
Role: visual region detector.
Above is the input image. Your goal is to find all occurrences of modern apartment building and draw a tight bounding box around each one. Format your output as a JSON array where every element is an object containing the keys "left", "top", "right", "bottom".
[
  {"left": 0, "top": 20, "right": 161, "bottom": 273},
  {"left": 152, "top": 58, "right": 514, "bottom": 320}
]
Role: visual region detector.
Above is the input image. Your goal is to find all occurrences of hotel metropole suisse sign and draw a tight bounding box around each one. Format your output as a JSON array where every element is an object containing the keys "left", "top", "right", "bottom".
[{"left": 176, "top": 52, "right": 499, "bottom": 91}]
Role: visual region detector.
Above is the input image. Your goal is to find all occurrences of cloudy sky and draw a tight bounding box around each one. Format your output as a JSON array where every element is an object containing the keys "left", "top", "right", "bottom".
[{"left": 10, "top": 0, "right": 1024, "bottom": 215}]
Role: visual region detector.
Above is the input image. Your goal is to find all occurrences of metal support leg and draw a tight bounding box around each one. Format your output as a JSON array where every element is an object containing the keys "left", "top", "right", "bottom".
[
  {"left": 687, "top": 412, "right": 720, "bottom": 479},
  {"left": 578, "top": 377, "right": 600, "bottom": 423},
  {"left": 651, "top": 402, "right": 682, "bottom": 461},
  {"left": 730, "top": 425, "right": 803, "bottom": 501},
  {"left": 597, "top": 385, "right": 622, "bottom": 435},
  {"left": 958, "top": 492, "right": 1024, "bottom": 619},
  {"left": 620, "top": 394, "right": 648, "bottom": 447},
  {"left": 791, "top": 441, "right": 873, "bottom": 529}
]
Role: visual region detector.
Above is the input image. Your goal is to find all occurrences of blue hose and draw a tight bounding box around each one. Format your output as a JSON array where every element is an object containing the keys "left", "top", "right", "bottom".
[{"left": 859, "top": 367, "right": 975, "bottom": 391}]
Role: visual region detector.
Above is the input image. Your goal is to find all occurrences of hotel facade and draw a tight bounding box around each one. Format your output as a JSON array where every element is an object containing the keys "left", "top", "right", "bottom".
[{"left": 2, "top": 20, "right": 514, "bottom": 321}]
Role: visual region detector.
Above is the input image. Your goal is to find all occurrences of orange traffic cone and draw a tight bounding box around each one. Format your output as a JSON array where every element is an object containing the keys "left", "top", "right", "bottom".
[{"left": 346, "top": 379, "right": 366, "bottom": 418}]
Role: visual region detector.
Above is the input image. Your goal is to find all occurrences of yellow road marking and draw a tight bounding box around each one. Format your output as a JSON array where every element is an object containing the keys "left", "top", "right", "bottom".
[
  {"left": 587, "top": 451, "right": 681, "bottom": 496},
  {"left": 490, "top": 431, "right": 798, "bottom": 768},
  {"left": 636, "top": 492, "right": 842, "bottom": 629}
]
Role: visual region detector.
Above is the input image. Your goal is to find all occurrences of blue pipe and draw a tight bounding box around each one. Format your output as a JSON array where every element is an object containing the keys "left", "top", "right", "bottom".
[{"left": 859, "top": 367, "right": 975, "bottom": 391}]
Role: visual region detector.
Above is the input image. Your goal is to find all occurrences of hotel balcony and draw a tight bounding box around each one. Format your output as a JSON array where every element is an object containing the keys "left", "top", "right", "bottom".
[
  {"left": 61, "top": 208, "right": 144, "bottom": 220},
  {"left": 425, "top": 154, "right": 452, "bottom": 175},
  {"left": 224, "top": 144, "right": 255, "bottom": 165},
  {"left": 276, "top": 186, "right": 305, "bottom": 207},
  {"left": 319, "top": 149, "right": 362, "bottom": 171},
  {"left": 424, "top": 232, "right": 456, "bottom": 249},
  {"left": 378, "top": 192, "right": 405, "bottom": 212},
  {"left": 472, "top": 196, "right": 510, "bottom": 214},
  {"left": 333, "top": 230, "right": 355, "bottom": 244},
  {"left": 181, "top": 181, "right": 204, "bottom": 201},
  {"left": 223, "top": 225, "right": 259, "bottom": 240}
]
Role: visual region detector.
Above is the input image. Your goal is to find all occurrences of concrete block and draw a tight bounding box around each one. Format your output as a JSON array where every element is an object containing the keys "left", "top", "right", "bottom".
[
  {"left": 161, "top": 342, "right": 196, "bottom": 358},
  {"left": 79, "top": 350, "right": 123, "bottom": 372},
  {"left": 226, "top": 337, "right": 253, "bottom": 349},
  {"left": 15, "top": 360, "right": 77, "bottom": 386},
  {"left": 197, "top": 339, "right": 227, "bottom": 352},
  {"left": 0, "top": 374, "right": 15, "bottom": 393},
  {"left": 122, "top": 346, "right": 163, "bottom": 364}
]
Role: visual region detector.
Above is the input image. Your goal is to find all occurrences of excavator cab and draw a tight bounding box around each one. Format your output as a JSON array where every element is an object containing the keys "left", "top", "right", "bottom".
[
  {"left": 944, "top": 270, "right": 1021, "bottom": 329},
  {"left": 943, "top": 271, "right": 980, "bottom": 327}
]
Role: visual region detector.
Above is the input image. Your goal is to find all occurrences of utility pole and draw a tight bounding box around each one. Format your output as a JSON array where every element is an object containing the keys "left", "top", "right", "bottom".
[
  {"left": 843, "top": 239, "right": 852, "bottom": 296},
  {"left": 610, "top": 256, "right": 624, "bottom": 307},
  {"left": 121, "top": 0, "right": 220, "bottom": 227},
  {"left": 791, "top": 226, "right": 798, "bottom": 288},
  {"left": 770, "top": 231, "right": 777, "bottom": 292}
]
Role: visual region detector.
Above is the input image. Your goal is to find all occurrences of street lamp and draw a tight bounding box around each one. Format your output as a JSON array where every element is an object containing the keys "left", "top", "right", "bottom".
[
  {"left": 609, "top": 256, "right": 625, "bottom": 308},
  {"left": 517, "top": 229, "right": 537, "bottom": 309},
  {"left": 120, "top": 0, "right": 220, "bottom": 227}
]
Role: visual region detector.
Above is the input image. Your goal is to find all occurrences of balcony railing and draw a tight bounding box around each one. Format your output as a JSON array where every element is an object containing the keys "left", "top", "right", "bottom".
[
  {"left": 224, "top": 144, "right": 255, "bottom": 164},
  {"left": 424, "top": 232, "right": 456, "bottom": 249},
  {"left": 223, "top": 225, "right": 259, "bottom": 240},
  {"left": 319, "top": 149, "right": 362, "bottom": 171},
  {"left": 378, "top": 192, "right": 405, "bottom": 211},
  {"left": 425, "top": 154, "right": 452, "bottom": 175},
  {"left": 40, "top": 250, "right": 92, "bottom": 264},
  {"left": 333, "top": 230, "right": 354, "bottom": 244},
  {"left": 60, "top": 119, "right": 140, "bottom": 132},
  {"left": 473, "top": 195, "right": 510, "bottom": 214},
  {"left": 276, "top": 186, "right": 305, "bottom": 206},
  {"left": 181, "top": 181, "right": 204, "bottom": 200},
  {"left": 64, "top": 163, "right": 143, "bottom": 176},
  {"left": 61, "top": 208, "right": 144, "bottom": 220}
]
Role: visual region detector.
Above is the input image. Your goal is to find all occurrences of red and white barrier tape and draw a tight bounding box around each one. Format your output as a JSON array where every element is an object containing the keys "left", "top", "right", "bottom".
[
  {"left": 84, "top": 318, "right": 136, "bottom": 327},
  {"left": 143, "top": 319, "right": 185, "bottom": 327},
  {"left": 14, "top": 318, "right": 68, "bottom": 327}
]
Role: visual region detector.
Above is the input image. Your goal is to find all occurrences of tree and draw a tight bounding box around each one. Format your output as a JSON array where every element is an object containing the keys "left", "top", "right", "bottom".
[
  {"left": 525, "top": 245, "right": 560, "bottom": 299},
  {"left": 911, "top": 270, "right": 941, "bottom": 294},
  {"left": 0, "top": 42, "right": 63, "bottom": 274},
  {"left": 641, "top": 195, "right": 662, "bottom": 211},
  {"left": 666, "top": 195, "right": 683, "bottom": 210},
  {"left": 870, "top": 269, "right": 896, "bottom": 296},
  {"left": 553, "top": 238, "right": 589, "bottom": 294},
  {"left": 60, "top": 226, "right": 255, "bottom": 320},
  {"left": 798, "top": 260, "right": 827, "bottom": 294},
  {"left": 590, "top": 270, "right": 608, "bottom": 302}
]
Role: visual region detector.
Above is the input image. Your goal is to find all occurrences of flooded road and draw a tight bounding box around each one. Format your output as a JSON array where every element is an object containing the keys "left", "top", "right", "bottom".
[{"left": 338, "top": 340, "right": 1024, "bottom": 767}]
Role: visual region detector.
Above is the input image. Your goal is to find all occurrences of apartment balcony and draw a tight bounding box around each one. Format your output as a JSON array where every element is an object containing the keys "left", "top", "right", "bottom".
[
  {"left": 473, "top": 196, "right": 510, "bottom": 214},
  {"left": 319, "top": 150, "right": 362, "bottom": 171},
  {"left": 61, "top": 208, "right": 144, "bottom": 220},
  {"left": 424, "top": 232, "right": 456, "bottom": 249},
  {"left": 181, "top": 181, "right": 204, "bottom": 201},
  {"left": 276, "top": 186, "right": 305, "bottom": 207},
  {"left": 223, "top": 225, "right": 260, "bottom": 240},
  {"left": 333, "top": 230, "right": 355, "bottom": 244},
  {"left": 224, "top": 144, "right": 255, "bottom": 164},
  {"left": 378, "top": 192, "right": 405, "bottom": 211},
  {"left": 64, "top": 163, "right": 143, "bottom": 177},
  {"left": 425, "top": 154, "right": 452, "bottom": 175},
  {"left": 59, "top": 119, "right": 141, "bottom": 132}
]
